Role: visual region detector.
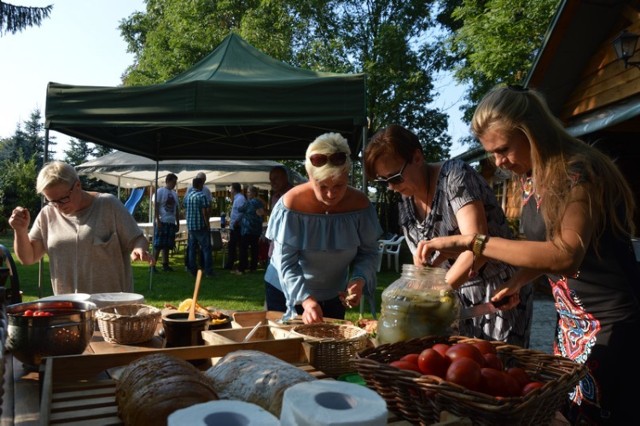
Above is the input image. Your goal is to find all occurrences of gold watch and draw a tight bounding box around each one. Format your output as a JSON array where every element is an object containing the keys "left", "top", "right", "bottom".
[{"left": 472, "top": 234, "right": 488, "bottom": 256}]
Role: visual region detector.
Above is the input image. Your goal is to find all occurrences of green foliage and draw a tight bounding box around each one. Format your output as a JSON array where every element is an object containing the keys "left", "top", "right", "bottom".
[
  {"left": 0, "top": 157, "right": 39, "bottom": 232},
  {"left": 0, "top": 1, "right": 53, "bottom": 35},
  {"left": 438, "top": 0, "right": 560, "bottom": 123}
]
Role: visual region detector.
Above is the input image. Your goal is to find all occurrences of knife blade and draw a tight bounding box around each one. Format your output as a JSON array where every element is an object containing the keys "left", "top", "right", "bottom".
[{"left": 459, "top": 298, "right": 510, "bottom": 320}]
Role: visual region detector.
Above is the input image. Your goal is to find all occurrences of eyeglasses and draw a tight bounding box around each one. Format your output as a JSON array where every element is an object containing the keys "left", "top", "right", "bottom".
[
  {"left": 375, "top": 160, "right": 409, "bottom": 186},
  {"left": 309, "top": 152, "right": 348, "bottom": 167},
  {"left": 44, "top": 183, "right": 76, "bottom": 207}
]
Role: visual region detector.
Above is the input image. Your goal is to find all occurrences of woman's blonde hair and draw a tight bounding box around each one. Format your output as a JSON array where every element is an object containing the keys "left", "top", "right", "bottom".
[
  {"left": 36, "top": 161, "right": 79, "bottom": 194},
  {"left": 471, "top": 86, "right": 636, "bottom": 250},
  {"left": 305, "top": 132, "right": 352, "bottom": 182}
]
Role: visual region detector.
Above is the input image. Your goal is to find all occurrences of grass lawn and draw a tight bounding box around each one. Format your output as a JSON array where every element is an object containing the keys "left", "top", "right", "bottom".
[{"left": 0, "top": 232, "right": 399, "bottom": 323}]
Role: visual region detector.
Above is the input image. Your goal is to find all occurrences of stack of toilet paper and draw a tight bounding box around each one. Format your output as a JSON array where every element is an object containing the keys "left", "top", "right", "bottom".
[{"left": 280, "top": 380, "right": 388, "bottom": 426}]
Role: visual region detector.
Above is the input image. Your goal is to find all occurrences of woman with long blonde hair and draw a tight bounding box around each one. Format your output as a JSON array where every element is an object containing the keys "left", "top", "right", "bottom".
[{"left": 415, "top": 85, "right": 640, "bottom": 424}]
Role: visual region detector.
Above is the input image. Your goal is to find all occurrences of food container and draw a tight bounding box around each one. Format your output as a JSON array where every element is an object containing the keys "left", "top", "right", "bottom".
[
  {"left": 6, "top": 300, "right": 96, "bottom": 366},
  {"left": 95, "top": 304, "right": 161, "bottom": 344},
  {"left": 38, "top": 293, "right": 91, "bottom": 303},
  {"left": 376, "top": 265, "right": 457, "bottom": 344},
  {"left": 162, "top": 312, "right": 209, "bottom": 348},
  {"left": 89, "top": 292, "right": 144, "bottom": 308},
  {"left": 353, "top": 335, "right": 587, "bottom": 425}
]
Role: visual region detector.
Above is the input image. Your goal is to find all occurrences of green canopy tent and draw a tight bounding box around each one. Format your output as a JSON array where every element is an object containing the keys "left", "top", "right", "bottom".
[{"left": 44, "top": 33, "right": 367, "bottom": 160}]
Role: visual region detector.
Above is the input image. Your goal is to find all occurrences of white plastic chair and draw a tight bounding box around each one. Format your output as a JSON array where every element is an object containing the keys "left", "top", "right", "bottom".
[
  {"left": 376, "top": 241, "right": 385, "bottom": 272},
  {"left": 383, "top": 236, "right": 405, "bottom": 273}
]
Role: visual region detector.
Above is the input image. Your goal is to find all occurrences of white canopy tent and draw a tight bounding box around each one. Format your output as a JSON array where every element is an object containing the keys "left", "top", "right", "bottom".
[{"left": 76, "top": 150, "right": 306, "bottom": 194}]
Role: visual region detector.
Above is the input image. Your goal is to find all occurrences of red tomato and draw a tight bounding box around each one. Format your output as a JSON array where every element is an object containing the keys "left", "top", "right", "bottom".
[
  {"left": 502, "top": 372, "right": 521, "bottom": 397},
  {"left": 389, "top": 360, "right": 422, "bottom": 373},
  {"left": 445, "top": 358, "right": 482, "bottom": 391},
  {"left": 479, "top": 367, "right": 508, "bottom": 397},
  {"left": 473, "top": 339, "right": 497, "bottom": 355},
  {"left": 446, "top": 342, "right": 485, "bottom": 366},
  {"left": 483, "top": 353, "right": 503, "bottom": 371},
  {"left": 417, "top": 348, "right": 448, "bottom": 378},
  {"left": 506, "top": 367, "right": 531, "bottom": 388},
  {"left": 23, "top": 310, "right": 34, "bottom": 317},
  {"left": 431, "top": 343, "right": 450, "bottom": 358},
  {"left": 400, "top": 353, "right": 420, "bottom": 365},
  {"left": 521, "top": 381, "right": 545, "bottom": 396}
]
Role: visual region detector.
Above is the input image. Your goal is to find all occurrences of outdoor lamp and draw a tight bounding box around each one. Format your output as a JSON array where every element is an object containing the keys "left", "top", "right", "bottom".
[{"left": 613, "top": 30, "right": 640, "bottom": 69}]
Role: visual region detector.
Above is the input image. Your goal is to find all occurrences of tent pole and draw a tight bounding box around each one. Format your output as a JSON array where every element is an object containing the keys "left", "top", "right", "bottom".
[{"left": 38, "top": 130, "right": 51, "bottom": 298}]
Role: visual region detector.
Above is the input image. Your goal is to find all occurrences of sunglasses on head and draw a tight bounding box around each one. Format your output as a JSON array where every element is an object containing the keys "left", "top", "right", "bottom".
[
  {"left": 309, "top": 152, "right": 348, "bottom": 167},
  {"left": 375, "top": 160, "right": 409, "bottom": 186}
]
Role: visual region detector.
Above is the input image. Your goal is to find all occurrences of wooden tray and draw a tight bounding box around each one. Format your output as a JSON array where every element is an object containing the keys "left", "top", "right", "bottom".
[
  {"left": 202, "top": 325, "right": 294, "bottom": 345},
  {"left": 39, "top": 340, "right": 308, "bottom": 425}
]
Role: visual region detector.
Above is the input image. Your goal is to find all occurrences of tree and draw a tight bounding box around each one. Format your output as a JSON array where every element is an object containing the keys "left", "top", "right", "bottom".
[
  {"left": 0, "top": 1, "right": 52, "bottom": 35},
  {"left": 436, "top": 0, "right": 560, "bottom": 126},
  {"left": 0, "top": 109, "right": 53, "bottom": 167},
  {"left": 0, "top": 157, "right": 39, "bottom": 232},
  {"left": 119, "top": 0, "right": 452, "bottom": 162}
]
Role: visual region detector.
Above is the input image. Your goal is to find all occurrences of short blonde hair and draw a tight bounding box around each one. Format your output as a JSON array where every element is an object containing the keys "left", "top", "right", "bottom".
[
  {"left": 305, "top": 132, "right": 352, "bottom": 182},
  {"left": 36, "top": 161, "right": 79, "bottom": 194}
]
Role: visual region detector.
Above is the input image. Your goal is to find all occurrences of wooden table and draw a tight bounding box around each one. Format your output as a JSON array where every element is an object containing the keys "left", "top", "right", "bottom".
[{"left": 1, "top": 330, "right": 411, "bottom": 425}]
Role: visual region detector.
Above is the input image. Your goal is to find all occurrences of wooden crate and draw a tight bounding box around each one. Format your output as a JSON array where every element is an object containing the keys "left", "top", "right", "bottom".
[
  {"left": 39, "top": 340, "right": 308, "bottom": 425},
  {"left": 231, "top": 310, "right": 285, "bottom": 328},
  {"left": 202, "top": 325, "right": 294, "bottom": 345}
]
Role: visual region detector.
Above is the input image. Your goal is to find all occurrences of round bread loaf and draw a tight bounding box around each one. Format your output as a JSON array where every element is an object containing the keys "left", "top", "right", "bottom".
[
  {"left": 116, "top": 353, "right": 218, "bottom": 425},
  {"left": 205, "top": 350, "right": 316, "bottom": 417}
]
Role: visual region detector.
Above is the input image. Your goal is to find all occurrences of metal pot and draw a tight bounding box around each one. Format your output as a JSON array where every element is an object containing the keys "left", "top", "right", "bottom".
[{"left": 6, "top": 300, "right": 96, "bottom": 366}]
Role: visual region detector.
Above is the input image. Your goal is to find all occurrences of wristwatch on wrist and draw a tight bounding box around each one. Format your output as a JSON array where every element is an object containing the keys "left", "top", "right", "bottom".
[{"left": 472, "top": 234, "right": 488, "bottom": 257}]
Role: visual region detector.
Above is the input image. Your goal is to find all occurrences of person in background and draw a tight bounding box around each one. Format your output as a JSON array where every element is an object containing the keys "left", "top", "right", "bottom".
[
  {"left": 235, "top": 185, "right": 265, "bottom": 275},
  {"left": 151, "top": 173, "right": 179, "bottom": 273},
  {"left": 9, "top": 161, "right": 151, "bottom": 294},
  {"left": 364, "top": 124, "right": 532, "bottom": 348},
  {"left": 265, "top": 133, "right": 382, "bottom": 323},
  {"left": 414, "top": 85, "right": 640, "bottom": 424},
  {"left": 224, "top": 182, "right": 246, "bottom": 271},
  {"left": 184, "top": 171, "right": 212, "bottom": 268},
  {"left": 184, "top": 177, "right": 213, "bottom": 277},
  {"left": 263, "top": 166, "right": 294, "bottom": 311}
]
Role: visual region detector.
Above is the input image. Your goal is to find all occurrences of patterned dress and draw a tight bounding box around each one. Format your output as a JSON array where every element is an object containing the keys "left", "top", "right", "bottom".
[
  {"left": 399, "top": 159, "right": 533, "bottom": 347},
  {"left": 520, "top": 171, "right": 640, "bottom": 424}
]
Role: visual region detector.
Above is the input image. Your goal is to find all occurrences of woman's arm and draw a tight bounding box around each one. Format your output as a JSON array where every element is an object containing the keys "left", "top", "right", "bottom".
[
  {"left": 416, "top": 185, "right": 593, "bottom": 275},
  {"left": 9, "top": 207, "right": 45, "bottom": 265}
]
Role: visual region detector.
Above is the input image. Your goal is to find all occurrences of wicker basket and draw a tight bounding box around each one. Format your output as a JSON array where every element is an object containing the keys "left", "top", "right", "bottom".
[
  {"left": 353, "top": 335, "right": 587, "bottom": 425},
  {"left": 291, "top": 323, "right": 368, "bottom": 377},
  {"left": 95, "top": 304, "right": 161, "bottom": 345}
]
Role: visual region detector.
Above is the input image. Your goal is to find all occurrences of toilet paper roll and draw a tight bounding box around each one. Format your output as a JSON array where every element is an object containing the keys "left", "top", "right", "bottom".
[
  {"left": 280, "top": 380, "right": 388, "bottom": 426},
  {"left": 168, "top": 400, "right": 280, "bottom": 426}
]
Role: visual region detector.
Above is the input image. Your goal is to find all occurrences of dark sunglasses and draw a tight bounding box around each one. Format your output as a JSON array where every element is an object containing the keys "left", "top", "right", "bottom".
[
  {"left": 309, "top": 152, "right": 348, "bottom": 167},
  {"left": 375, "top": 160, "right": 409, "bottom": 186}
]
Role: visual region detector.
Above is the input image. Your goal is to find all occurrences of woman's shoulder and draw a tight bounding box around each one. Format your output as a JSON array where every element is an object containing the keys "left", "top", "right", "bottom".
[{"left": 344, "top": 187, "right": 371, "bottom": 210}]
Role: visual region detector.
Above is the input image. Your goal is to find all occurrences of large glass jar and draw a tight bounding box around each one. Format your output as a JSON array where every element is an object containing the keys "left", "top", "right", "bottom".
[{"left": 377, "top": 265, "right": 457, "bottom": 344}]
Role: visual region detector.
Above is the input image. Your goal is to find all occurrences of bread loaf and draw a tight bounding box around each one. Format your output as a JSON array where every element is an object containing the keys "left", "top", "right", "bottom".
[
  {"left": 205, "top": 350, "right": 316, "bottom": 417},
  {"left": 116, "top": 353, "right": 218, "bottom": 426}
]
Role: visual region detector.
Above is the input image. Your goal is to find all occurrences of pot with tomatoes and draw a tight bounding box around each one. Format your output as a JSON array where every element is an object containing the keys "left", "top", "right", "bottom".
[
  {"left": 6, "top": 300, "right": 96, "bottom": 366},
  {"left": 377, "top": 265, "right": 457, "bottom": 344}
]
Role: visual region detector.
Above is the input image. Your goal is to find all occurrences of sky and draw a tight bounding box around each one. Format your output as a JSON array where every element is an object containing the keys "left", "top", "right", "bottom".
[{"left": 1, "top": 0, "right": 470, "bottom": 159}]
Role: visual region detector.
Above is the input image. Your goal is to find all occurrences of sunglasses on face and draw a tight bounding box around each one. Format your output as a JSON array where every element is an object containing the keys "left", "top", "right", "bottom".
[
  {"left": 309, "top": 152, "right": 348, "bottom": 167},
  {"left": 375, "top": 160, "right": 409, "bottom": 186},
  {"left": 44, "top": 183, "right": 76, "bottom": 207}
]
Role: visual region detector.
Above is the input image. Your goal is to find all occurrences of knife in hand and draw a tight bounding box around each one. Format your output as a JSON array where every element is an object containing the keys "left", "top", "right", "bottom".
[{"left": 459, "top": 298, "right": 510, "bottom": 320}]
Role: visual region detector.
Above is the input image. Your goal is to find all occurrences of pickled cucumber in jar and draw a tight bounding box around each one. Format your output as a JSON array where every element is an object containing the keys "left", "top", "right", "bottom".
[{"left": 377, "top": 265, "right": 457, "bottom": 344}]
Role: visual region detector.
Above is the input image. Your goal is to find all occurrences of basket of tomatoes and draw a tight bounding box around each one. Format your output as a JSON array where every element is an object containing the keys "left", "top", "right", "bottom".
[{"left": 352, "top": 335, "right": 587, "bottom": 425}]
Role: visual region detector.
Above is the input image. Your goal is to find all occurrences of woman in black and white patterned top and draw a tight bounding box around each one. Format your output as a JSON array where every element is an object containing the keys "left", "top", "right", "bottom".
[{"left": 365, "top": 124, "right": 533, "bottom": 347}]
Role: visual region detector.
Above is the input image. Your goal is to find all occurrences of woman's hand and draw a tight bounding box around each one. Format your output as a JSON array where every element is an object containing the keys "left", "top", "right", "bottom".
[
  {"left": 339, "top": 278, "right": 364, "bottom": 308},
  {"left": 301, "top": 297, "right": 323, "bottom": 324},
  {"left": 9, "top": 207, "right": 30, "bottom": 233},
  {"left": 414, "top": 235, "right": 475, "bottom": 266},
  {"left": 131, "top": 247, "right": 151, "bottom": 263}
]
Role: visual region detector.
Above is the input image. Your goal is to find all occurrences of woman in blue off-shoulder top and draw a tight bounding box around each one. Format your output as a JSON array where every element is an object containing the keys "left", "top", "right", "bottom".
[{"left": 264, "top": 132, "right": 382, "bottom": 323}]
